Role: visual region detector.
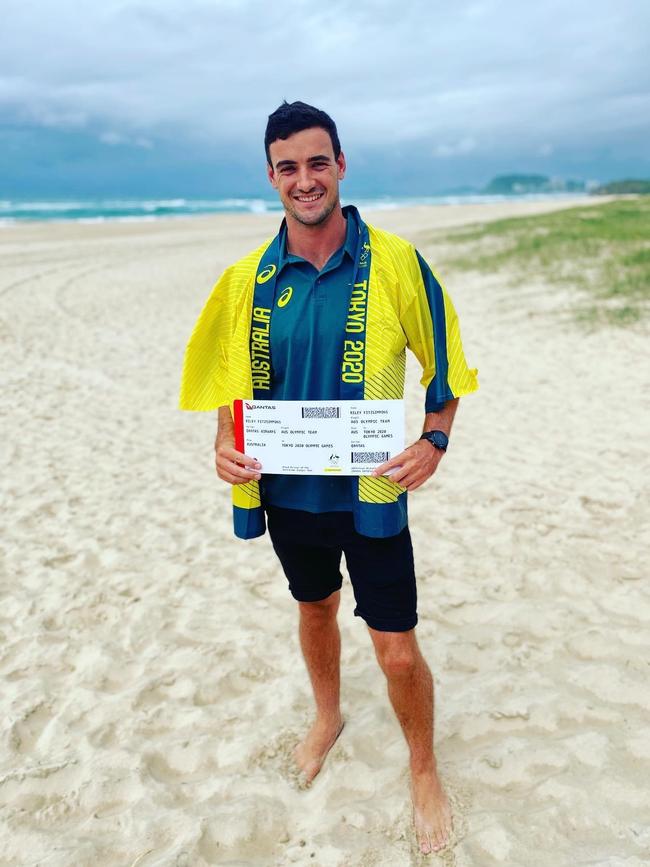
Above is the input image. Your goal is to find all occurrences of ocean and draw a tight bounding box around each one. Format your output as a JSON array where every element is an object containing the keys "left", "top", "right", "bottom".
[{"left": 0, "top": 193, "right": 589, "bottom": 225}]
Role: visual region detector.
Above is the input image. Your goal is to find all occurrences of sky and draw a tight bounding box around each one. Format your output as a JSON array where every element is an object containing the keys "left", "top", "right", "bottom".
[{"left": 1, "top": 0, "right": 649, "bottom": 198}]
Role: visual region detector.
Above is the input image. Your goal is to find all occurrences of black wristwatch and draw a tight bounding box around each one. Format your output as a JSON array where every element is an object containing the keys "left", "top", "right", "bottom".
[{"left": 420, "top": 430, "right": 449, "bottom": 452}]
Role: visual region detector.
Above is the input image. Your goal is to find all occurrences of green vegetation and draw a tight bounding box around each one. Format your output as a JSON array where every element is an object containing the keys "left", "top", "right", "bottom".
[
  {"left": 592, "top": 179, "right": 650, "bottom": 195},
  {"left": 440, "top": 198, "right": 650, "bottom": 326},
  {"left": 482, "top": 174, "right": 587, "bottom": 194},
  {"left": 483, "top": 174, "right": 551, "bottom": 194}
]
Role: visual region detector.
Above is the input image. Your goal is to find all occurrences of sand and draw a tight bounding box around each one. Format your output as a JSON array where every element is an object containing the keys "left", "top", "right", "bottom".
[{"left": 1, "top": 197, "right": 649, "bottom": 867}]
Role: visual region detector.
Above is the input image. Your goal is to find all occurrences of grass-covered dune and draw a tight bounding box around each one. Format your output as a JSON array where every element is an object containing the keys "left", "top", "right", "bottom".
[
  {"left": 593, "top": 179, "right": 650, "bottom": 194},
  {"left": 440, "top": 198, "right": 650, "bottom": 326}
]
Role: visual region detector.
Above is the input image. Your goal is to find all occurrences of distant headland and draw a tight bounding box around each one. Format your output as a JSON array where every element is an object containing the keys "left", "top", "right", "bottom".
[
  {"left": 590, "top": 179, "right": 650, "bottom": 194},
  {"left": 481, "top": 174, "right": 650, "bottom": 196}
]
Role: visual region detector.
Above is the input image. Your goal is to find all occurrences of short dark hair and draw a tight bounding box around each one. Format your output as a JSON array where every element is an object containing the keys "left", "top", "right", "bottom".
[{"left": 264, "top": 100, "right": 341, "bottom": 165}]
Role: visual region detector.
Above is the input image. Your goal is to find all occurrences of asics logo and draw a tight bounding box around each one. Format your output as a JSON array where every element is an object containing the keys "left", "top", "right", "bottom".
[
  {"left": 256, "top": 264, "right": 277, "bottom": 284},
  {"left": 277, "top": 286, "right": 293, "bottom": 308}
]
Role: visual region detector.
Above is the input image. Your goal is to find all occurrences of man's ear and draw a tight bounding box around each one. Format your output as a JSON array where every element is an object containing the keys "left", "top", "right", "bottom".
[
  {"left": 267, "top": 162, "right": 278, "bottom": 189},
  {"left": 337, "top": 150, "right": 346, "bottom": 180}
]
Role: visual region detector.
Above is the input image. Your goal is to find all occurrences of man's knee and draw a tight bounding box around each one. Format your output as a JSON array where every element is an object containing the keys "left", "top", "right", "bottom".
[
  {"left": 298, "top": 589, "right": 340, "bottom": 620},
  {"left": 371, "top": 629, "right": 420, "bottom": 677}
]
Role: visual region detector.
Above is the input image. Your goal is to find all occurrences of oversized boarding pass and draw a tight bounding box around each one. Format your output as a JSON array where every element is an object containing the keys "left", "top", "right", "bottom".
[{"left": 233, "top": 399, "right": 405, "bottom": 475}]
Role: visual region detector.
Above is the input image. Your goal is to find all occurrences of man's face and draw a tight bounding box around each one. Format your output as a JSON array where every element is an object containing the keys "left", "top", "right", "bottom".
[{"left": 267, "top": 127, "right": 346, "bottom": 227}]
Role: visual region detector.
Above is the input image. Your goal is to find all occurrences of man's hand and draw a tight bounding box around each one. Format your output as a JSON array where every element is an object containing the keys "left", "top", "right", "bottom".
[
  {"left": 371, "top": 439, "right": 443, "bottom": 491},
  {"left": 215, "top": 405, "right": 262, "bottom": 485},
  {"left": 215, "top": 440, "right": 262, "bottom": 485},
  {"left": 372, "top": 398, "right": 459, "bottom": 491}
]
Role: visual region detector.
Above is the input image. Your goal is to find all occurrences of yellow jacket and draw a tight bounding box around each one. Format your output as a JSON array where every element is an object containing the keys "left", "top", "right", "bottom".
[{"left": 180, "top": 215, "right": 478, "bottom": 538}]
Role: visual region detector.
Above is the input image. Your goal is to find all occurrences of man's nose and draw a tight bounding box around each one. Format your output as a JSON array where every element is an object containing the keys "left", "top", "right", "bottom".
[{"left": 296, "top": 166, "right": 316, "bottom": 191}]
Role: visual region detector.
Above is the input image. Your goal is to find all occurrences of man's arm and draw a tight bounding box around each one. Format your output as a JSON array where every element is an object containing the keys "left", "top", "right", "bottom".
[
  {"left": 372, "top": 398, "right": 459, "bottom": 491},
  {"left": 215, "top": 405, "right": 262, "bottom": 485},
  {"left": 371, "top": 244, "right": 476, "bottom": 491}
]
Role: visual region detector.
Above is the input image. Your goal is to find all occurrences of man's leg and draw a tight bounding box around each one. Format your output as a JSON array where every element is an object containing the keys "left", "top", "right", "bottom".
[
  {"left": 368, "top": 626, "right": 453, "bottom": 855},
  {"left": 265, "top": 507, "right": 346, "bottom": 783},
  {"left": 294, "top": 591, "right": 345, "bottom": 783}
]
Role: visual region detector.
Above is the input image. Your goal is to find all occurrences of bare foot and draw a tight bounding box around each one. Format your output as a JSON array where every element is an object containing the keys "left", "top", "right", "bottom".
[
  {"left": 293, "top": 716, "right": 345, "bottom": 785},
  {"left": 410, "top": 764, "right": 454, "bottom": 855}
]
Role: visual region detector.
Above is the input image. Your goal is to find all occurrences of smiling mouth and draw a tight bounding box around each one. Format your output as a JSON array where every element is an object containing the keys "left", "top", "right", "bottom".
[{"left": 294, "top": 192, "right": 324, "bottom": 203}]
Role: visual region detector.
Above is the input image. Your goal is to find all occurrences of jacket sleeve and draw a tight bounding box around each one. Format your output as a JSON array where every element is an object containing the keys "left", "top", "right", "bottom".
[
  {"left": 401, "top": 248, "right": 479, "bottom": 411},
  {"left": 178, "top": 266, "right": 239, "bottom": 412}
]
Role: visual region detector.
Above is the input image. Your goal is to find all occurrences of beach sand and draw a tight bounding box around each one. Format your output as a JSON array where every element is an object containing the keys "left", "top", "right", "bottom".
[{"left": 1, "top": 198, "right": 649, "bottom": 866}]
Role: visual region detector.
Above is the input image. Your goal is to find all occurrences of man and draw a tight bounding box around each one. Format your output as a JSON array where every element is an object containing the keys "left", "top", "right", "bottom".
[{"left": 179, "top": 101, "right": 478, "bottom": 856}]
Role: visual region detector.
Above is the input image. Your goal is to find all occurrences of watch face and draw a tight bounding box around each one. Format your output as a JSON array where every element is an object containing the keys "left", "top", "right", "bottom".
[{"left": 425, "top": 430, "right": 448, "bottom": 450}]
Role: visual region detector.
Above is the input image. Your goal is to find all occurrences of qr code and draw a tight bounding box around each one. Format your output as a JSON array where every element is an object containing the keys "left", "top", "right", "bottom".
[
  {"left": 351, "top": 451, "right": 389, "bottom": 463},
  {"left": 301, "top": 406, "right": 341, "bottom": 419}
]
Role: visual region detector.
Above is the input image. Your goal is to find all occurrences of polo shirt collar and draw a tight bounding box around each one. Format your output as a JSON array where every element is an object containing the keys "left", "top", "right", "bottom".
[{"left": 277, "top": 205, "right": 359, "bottom": 273}]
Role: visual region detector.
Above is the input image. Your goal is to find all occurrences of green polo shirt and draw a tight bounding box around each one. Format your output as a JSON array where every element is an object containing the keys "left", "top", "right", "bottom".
[{"left": 260, "top": 213, "right": 357, "bottom": 512}]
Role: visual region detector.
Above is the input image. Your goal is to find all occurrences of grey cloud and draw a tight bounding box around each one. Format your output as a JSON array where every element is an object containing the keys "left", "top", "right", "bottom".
[{"left": 1, "top": 0, "right": 649, "bottom": 174}]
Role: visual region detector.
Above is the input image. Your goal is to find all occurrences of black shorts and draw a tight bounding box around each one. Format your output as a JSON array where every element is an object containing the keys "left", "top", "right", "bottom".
[{"left": 266, "top": 505, "right": 417, "bottom": 633}]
